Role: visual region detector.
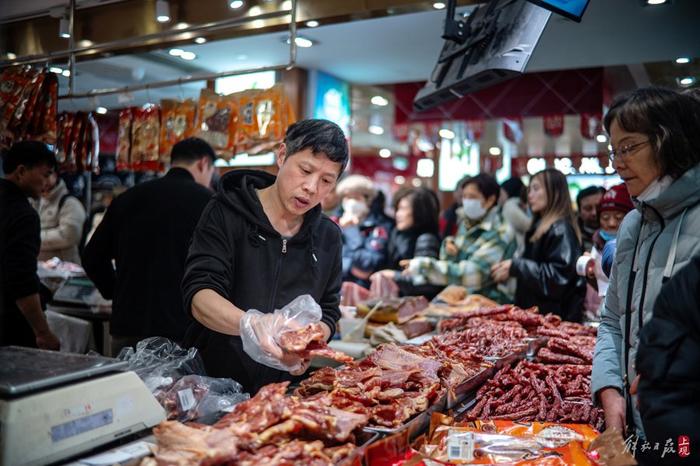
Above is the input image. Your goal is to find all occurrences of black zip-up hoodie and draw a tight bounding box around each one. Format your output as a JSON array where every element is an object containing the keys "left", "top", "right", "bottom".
[{"left": 181, "top": 169, "right": 342, "bottom": 394}]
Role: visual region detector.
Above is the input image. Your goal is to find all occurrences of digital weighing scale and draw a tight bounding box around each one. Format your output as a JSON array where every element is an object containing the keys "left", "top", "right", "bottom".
[{"left": 0, "top": 347, "right": 165, "bottom": 466}]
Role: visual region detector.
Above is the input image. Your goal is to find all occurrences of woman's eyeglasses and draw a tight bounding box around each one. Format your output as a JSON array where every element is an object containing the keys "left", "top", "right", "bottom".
[{"left": 609, "top": 140, "right": 649, "bottom": 162}]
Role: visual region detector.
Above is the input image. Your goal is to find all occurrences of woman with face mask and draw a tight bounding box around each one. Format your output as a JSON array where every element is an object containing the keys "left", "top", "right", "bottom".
[
  {"left": 587, "top": 88, "right": 700, "bottom": 443},
  {"left": 402, "top": 174, "right": 517, "bottom": 303},
  {"left": 491, "top": 168, "right": 586, "bottom": 323}
]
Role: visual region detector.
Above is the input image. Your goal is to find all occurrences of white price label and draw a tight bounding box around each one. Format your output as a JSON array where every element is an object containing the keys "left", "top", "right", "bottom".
[
  {"left": 447, "top": 430, "right": 474, "bottom": 461},
  {"left": 177, "top": 388, "right": 196, "bottom": 411}
]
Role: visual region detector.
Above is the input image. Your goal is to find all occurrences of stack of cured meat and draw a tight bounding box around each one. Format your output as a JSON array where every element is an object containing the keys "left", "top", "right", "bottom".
[{"left": 143, "top": 382, "right": 368, "bottom": 466}]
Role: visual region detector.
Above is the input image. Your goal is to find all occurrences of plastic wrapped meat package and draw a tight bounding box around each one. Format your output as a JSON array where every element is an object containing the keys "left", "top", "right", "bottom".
[
  {"left": 117, "top": 337, "right": 248, "bottom": 422},
  {"left": 233, "top": 84, "right": 295, "bottom": 155},
  {"left": 131, "top": 105, "right": 160, "bottom": 171},
  {"left": 195, "top": 89, "right": 235, "bottom": 156},
  {"left": 159, "top": 99, "right": 196, "bottom": 163},
  {"left": 116, "top": 108, "right": 133, "bottom": 171}
]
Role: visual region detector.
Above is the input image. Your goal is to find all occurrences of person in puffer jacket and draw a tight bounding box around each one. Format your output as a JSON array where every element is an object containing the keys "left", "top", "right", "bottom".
[
  {"left": 37, "top": 173, "right": 86, "bottom": 264},
  {"left": 591, "top": 87, "right": 700, "bottom": 441}
]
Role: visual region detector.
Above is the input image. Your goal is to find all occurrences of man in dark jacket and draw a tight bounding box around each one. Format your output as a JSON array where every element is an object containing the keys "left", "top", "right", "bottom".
[
  {"left": 576, "top": 185, "right": 605, "bottom": 252},
  {"left": 633, "top": 255, "right": 700, "bottom": 465},
  {"left": 0, "top": 141, "right": 60, "bottom": 349},
  {"left": 82, "top": 138, "right": 215, "bottom": 355},
  {"left": 182, "top": 119, "right": 348, "bottom": 394}
]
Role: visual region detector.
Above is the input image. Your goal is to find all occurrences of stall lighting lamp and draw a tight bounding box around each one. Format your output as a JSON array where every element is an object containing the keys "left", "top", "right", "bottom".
[
  {"left": 6, "top": 52, "right": 16, "bottom": 60},
  {"left": 169, "top": 48, "right": 184, "bottom": 56},
  {"left": 596, "top": 134, "right": 608, "bottom": 143},
  {"left": 179, "top": 51, "right": 197, "bottom": 60},
  {"left": 306, "top": 20, "right": 319, "bottom": 27},
  {"left": 489, "top": 146, "right": 502, "bottom": 156},
  {"left": 646, "top": 0, "right": 667, "bottom": 4},
  {"left": 62, "top": 69, "right": 71, "bottom": 77},
  {"left": 369, "top": 125, "right": 385, "bottom": 135},
  {"left": 96, "top": 107, "right": 108, "bottom": 115},
  {"left": 59, "top": 16, "right": 70, "bottom": 38},
  {"left": 229, "top": 0, "right": 244, "bottom": 9},
  {"left": 676, "top": 57, "right": 691, "bottom": 64},
  {"left": 395, "top": 175, "right": 406, "bottom": 185},
  {"left": 284, "top": 36, "right": 314, "bottom": 48},
  {"left": 281, "top": 0, "right": 292, "bottom": 10},
  {"left": 438, "top": 128, "right": 455, "bottom": 139},
  {"left": 379, "top": 148, "right": 391, "bottom": 158},
  {"left": 49, "top": 66, "right": 63, "bottom": 74},
  {"left": 194, "top": 37, "right": 207, "bottom": 44},
  {"left": 156, "top": 0, "right": 171, "bottom": 22},
  {"left": 433, "top": 2, "right": 446, "bottom": 9},
  {"left": 371, "top": 95, "right": 389, "bottom": 106},
  {"left": 679, "top": 77, "right": 696, "bottom": 86}
]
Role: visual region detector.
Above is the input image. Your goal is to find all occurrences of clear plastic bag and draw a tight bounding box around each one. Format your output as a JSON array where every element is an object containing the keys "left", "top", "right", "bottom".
[
  {"left": 157, "top": 375, "right": 249, "bottom": 422},
  {"left": 117, "top": 337, "right": 206, "bottom": 393},
  {"left": 240, "top": 294, "right": 321, "bottom": 372}
]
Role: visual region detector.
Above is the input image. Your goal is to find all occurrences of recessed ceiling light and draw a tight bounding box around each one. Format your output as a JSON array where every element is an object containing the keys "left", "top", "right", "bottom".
[
  {"left": 156, "top": 0, "right": 170, "bottom": 22},
  {"left": 229, "top": 0, "right": 244, "bottom": 9},
  {"left": 433, "top": 2, "right": 446, "bottom": 9},
  {"left": 646, "top": 0, "right": 667, "bottom": 4},
  {"left": 174, "top": 22, "right": 189, "bottom": 30},
  {"left": 6, "top": 52, "right": 16, "bottom": 59},
  {"left": 285, "top": 36, "right": 315, "bottom": 47},
  {"left": 179, "top": 51, "right": 197, "bottom": 60},
  {"left": 249, "top": 6, "right": 262, "bottom": 15},
  {"left": 678, "top": 76, "right": 696, "bottom": 87},
  {"left": 379, "top": 148, "right": 391, "bottom": 158},
  {"left": 77, "top": 39, "right": 93, "bottom": 47},
  {"left": 62, "top": 69, "right": 71, "bottom": 77},
  {"left": 394, "top": 175, "right": 406, "bottom": 185},
  {"left": 95, "top": 106, "right": 108, "bottom": 114},
  {"left": 306, "top": 20, "right": 319, "bottom": 27},
  {"left": 675, "top": 57, "right": 691, "bottom": 64},
  {"left": 489, "top": 146, "right": 501, "bottom": 156},
  {"left": 169, "top": 48, "right": 184, "bottom": 56},
  {"left": 371, "top": 95, "right": 389, "bottom": 106},
  {"left": 596, "top": 134, "right": 608, "bottom": 143},
  {"left": 49, "top": 66, "right": 63, "bottom": 74},
  {"left": 281, "top": 0, "right": 292, "bottom": 10},
  {"left": 194, "top": 37, "right": 207, "bottom": 44},
  {"left": 369, "top": 125, "right": 385, "bottom": 135},
  {"left": 438, "top": 128, "right": 455, "bottom": 139}
]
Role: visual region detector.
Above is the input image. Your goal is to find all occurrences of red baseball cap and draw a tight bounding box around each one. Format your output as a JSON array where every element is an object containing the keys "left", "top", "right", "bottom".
[{"left": 599, "top": 184, "right": 634, "bottom": 215}]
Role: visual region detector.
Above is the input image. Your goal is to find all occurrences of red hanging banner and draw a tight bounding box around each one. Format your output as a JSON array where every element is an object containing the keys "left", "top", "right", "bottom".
[
  {"left": 543, "top": 114, "right": 564, "bottom": 138},
  {"left": 503, "top": 117, "right": 524, "bottom": 144},
  {"left": 580, "top": 113, "right": 603, "bottom": 140},
  {"left": 466, "top": 119, "right": 485, "bottom": 141}
]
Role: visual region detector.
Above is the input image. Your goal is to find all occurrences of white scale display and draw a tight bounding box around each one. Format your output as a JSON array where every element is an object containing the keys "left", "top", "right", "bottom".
[{"left": 0, "top": 347, "right": 165, "bottom": 466}]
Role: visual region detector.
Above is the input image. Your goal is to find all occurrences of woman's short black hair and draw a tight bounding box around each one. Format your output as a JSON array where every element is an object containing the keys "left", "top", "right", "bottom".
[
  {"left": 284, "top": 119, "right": 349, "bottom": 175},
  {"left": 604, "top": 87, "right": 700, "bottom": 179},
  {"left": 462, "top": 173, "right": 500, "bottom": 201},
  {"left": 393, "top": 187, "right": 440, "bottom": 235}
]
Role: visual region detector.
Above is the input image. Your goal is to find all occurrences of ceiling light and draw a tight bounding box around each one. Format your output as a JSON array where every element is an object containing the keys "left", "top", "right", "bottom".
[
  {"left": 249, "top": 6, "right": 262, "bottom": 15},
  {"left": 168, "top": 48, "right": 184, "bottom": 56},
  {"left": 194, "top": 37, "right": 207, "bottom": 44},
  {"left": 438, "top": 128, "right": 455, "bottom": 139},
  {"left": 488, "top": 146, "right": 502, "bottom": 156},
  {"left": 179, "top": 51, "right": 197, "bottom": 60},
  {"left": 59, "top": 16, "right": 70, "bottom": 38},
  {"left": 411, "top": 178, "right": 422, "bottom": 187},
  {"left": 394, "top": 175, "right": 406, "bottom": 185},
  {"left": 251, "top": 19, "right": 265, "bottom": 28},
  {"left": 417, "top": 158, "right": 435, "bottom": 178},
  {"left": 306, "top": 20, "right": 319, "bottom": 27},
  {"left": 379, "top": 148, "right": 391, "bottom": 158},
  {"left": 49, "top": 66, "right": 63, "bottom": 74},
  {"left": 77, "top": 39, "right": 94, "bottom": 47},
  {"left": 174, "top": 22, "right": 189, "bottom": 30},
  {"left": 281, "top": 0, "right": 292, "bottom": 10},
  {"left": 156, "top": 0, "right": 171, "bottom": 22},
  {"left": 645, "top": 0, "right": 667, "bottom": 4},
  {"left": 229, "top": 0, "right": 244, "bottom": 8},
  {"left": 433, "top": 2, "right": 446, "bottom": 9},
  {"left": 62, "top": 69, "right": 71, "bottom": 77},
  {"left": 6, "top": 52, "right": 16, "bottom": 60},
  {"left": 285, "top": 36, "right": 314, "bottom": 47},
  {"left": 371, "top": 95, "right": 389, "bottom": 106},
  {"left": 679, "top": 76, "right": 696, "bottom": 87},
  {"left": 675, "top": 57, "right": 691, "bottom": 64},
  {"left": 369, "top": 125, "right": 384, "bottom": 135},
  {"left": 596, "top": 134, "right": 608, "bottom": 143},
  {"left": 95, "top": 106, "right": 108, "bottom": 115}
]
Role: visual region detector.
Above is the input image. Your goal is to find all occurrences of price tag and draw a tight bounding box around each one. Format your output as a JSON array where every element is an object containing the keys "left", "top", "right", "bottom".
[
  {"left": 447, "top": 429, "right": 474, "bottom": 461},
  {"left": 177, "top": 388, "right": 196, "bottom": 411}
]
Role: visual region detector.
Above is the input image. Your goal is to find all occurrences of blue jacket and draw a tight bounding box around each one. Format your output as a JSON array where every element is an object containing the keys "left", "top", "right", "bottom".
[{"left": 341, "top": 211, "right": 393, "bottom": 287}]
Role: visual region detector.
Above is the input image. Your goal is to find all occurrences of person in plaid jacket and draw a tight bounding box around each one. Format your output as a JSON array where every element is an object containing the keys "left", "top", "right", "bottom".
[{"left": 402, "top": 174, "right": 516, "bottom": 303}]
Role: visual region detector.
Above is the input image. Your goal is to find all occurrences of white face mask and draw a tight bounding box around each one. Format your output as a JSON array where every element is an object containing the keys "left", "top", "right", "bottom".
[
  {"left": 462, "top": 198, "right": 487, "bottom": 220},
  {"left": 342, "top": 198, "right": 369, "bottom": 218}
]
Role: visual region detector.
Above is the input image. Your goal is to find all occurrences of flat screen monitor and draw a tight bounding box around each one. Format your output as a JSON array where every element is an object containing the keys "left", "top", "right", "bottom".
[{"left": 526, "top": 0, "right": 590, "bottom": 22}]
